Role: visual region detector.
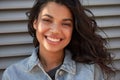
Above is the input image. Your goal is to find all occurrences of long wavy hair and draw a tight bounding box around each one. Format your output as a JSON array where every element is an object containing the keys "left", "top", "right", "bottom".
[{"left": 27, "top": 0, "right": 115, "bottom": 79}]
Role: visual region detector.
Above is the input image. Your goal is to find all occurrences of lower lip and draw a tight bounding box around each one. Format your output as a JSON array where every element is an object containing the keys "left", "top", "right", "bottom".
[{"left": 45, "top": 36, "right": 62, "bottom": 45}]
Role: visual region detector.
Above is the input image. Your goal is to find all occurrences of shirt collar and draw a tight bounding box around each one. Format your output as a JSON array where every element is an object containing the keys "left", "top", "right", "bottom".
[
  {"left": 27, "top": 47, "right": 39, "bottom": 72},
  {"left": 26, "top": 48, "right": 76, "bottom": 75},
  {"left": 60, "top": 50, "right": 76, "bottom": 75}
]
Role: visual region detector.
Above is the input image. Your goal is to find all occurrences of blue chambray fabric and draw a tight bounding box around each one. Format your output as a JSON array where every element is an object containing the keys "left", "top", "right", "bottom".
[{"left": 2, "top": 48, "right": 104, "bottom": 80}]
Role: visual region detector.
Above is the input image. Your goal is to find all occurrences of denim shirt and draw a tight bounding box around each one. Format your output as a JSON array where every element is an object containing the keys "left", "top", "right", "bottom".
[{"left": 2, "top": 48, "right": 104, "bottom": 80}]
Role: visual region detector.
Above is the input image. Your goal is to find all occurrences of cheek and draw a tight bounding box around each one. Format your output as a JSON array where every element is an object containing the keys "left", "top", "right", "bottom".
[
  {"left": 37, "top": 23, "right": 48, "bottom": 33},
  {"left": 35, "top": 24, "right": 45, "bottom": 42},
  {"left": 36, "top": 24, "right": 46, "bottom": 43},
  {"left": 64, "top": 29, "right": 73, "bottom": 39}
]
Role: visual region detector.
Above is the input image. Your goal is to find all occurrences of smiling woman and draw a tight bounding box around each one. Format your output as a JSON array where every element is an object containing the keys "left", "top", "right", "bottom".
[
  {"left": 33, "top": 2, "right": 73, "bottom": 55},
  {"left": 2, "top": 0, "right": 116, "bottom": 80}
]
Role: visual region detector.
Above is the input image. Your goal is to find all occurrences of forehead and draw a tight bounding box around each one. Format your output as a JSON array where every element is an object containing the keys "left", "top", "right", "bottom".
[{"left": 39, "top": 2, "right": 72, "bottom": 19}]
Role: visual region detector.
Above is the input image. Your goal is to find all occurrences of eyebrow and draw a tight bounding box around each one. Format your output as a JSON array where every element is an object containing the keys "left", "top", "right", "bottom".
[
  {"left": 42, "top": 14, "right": 53, "bottom": 18},
  {"left": 63, "top": 19, "right": 73, "bottom": 22},
  {"left": 42, "top": 14, "right": 73, "bottom": 22}
]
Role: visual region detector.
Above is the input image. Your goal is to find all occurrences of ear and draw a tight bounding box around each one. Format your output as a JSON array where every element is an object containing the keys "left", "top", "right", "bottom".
[{"left": 33, "top": 19, "right": 37, "bottom": 30}]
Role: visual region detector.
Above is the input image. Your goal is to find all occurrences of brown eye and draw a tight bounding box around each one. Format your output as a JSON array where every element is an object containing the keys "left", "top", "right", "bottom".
[
  {"left": 42, "top": 19, "right": 52, "bottom": 23},
  {"left": 62, "top": 23, "right": 72, "bottom": 27}
]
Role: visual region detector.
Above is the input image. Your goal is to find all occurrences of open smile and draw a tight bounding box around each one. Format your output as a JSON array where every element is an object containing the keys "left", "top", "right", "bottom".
[{"left": 45, "top": 36, "right": 63, "bottom": 43}]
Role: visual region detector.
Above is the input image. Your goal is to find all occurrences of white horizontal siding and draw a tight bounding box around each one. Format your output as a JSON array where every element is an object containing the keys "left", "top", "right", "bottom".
[
  {"left": 97, "top": 27, "right": 120, "bottom": 38},
  {"left": 82, "top": 0, "right": 120, "bottom": 6},
  {"left": 0, "top": 33, "right": 32, "bottom": 46},
  {"left": 0, "top": 1, "right": 35, "bottom": 79},
  {"left": 0, "top": 21, "right": 28, "bottom": 33},
  {"left": 0, "top": 44, "right": 34, "bottom": 57},
  {"left": 110, "top": 49, "right": 120, "bottom": 60},
  {"left": 96, "top": 16, "right": 120, "bottom": 28},
  {"left": 0, "top": 0, "right": 120, "bottom": 80},
  {"left": 0, "top": 0, "right": 34, "bottom": 10},
  {"left": 0, "top": 10, "right": 28, "bottom": 21},
  {"left": 88, "top": 6, "right": 120, "bottom": 17},
  {"left": 0, "top": 56, "right": 28, "bottom": 70},
  {"left": 108, "top": 38, "right": 120, "bottom": 49}
]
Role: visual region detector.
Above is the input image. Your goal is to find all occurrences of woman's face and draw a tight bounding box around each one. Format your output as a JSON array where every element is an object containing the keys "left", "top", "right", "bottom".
[{"left": 33, "top": 2, "right": 73, "bottom": 53}]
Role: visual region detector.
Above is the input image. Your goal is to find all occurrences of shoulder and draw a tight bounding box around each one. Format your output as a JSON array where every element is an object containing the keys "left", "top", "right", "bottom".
[
  {"left": 3, "top": 48, "right": 39, "bottom": 75},
  {"left": 94, "top": 64, "right": 105, "bottom": 80},
  {"left": 76, "top": 62, "right": 95, "bottom": 75},
  {"left": 8, "top": 57, "right": 30, "bottom": 71},
  {"left": 75, "top": 63, "right": 104, "bottom": 80},
  {"left": 2, "top": 48, "right": 39, "bottom": 80},
  {"left": 2, "top": 57, "right": 30, "bottom": 80}
]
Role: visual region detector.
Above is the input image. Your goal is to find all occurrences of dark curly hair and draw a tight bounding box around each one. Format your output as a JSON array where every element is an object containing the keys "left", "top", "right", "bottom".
[{"left": 27, "top": 0, "right": 115, "bottom": 79}]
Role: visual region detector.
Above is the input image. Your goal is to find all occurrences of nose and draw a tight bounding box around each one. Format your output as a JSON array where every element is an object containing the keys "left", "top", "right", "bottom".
[{"left": 50, "top": 23, "right": 61, "bottom": 34}]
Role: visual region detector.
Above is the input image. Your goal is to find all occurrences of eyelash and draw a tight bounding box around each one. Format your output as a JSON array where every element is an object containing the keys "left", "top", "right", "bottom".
[
  {"left": 42, "top": 19, "right": 72, "bottom": 27},
  {"left": 42, "top": 19, "right": 52, "bottom": 23},
  {"left": 62, "top": 23, "right": 72, "bottom": 27}
]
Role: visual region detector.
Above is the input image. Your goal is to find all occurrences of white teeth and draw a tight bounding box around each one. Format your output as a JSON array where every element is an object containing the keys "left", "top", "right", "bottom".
[{"left": 47, "top": 37, "right": 61, "bottom": 42}]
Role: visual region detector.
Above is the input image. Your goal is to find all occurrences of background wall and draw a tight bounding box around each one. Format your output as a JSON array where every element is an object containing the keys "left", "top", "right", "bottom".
[{"left": 0, "top": 0, "right": 120, "bottom": 80}]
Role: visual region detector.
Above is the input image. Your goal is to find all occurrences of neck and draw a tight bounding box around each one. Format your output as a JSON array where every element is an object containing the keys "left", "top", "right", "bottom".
[{"left": 38, "top": 47, "right": 64, "bottom": 72}]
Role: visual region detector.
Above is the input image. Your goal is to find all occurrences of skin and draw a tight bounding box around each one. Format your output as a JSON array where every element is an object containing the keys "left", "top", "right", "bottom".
[{"left": 33, "top": 2, "right": 73, "bottom": 72}]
